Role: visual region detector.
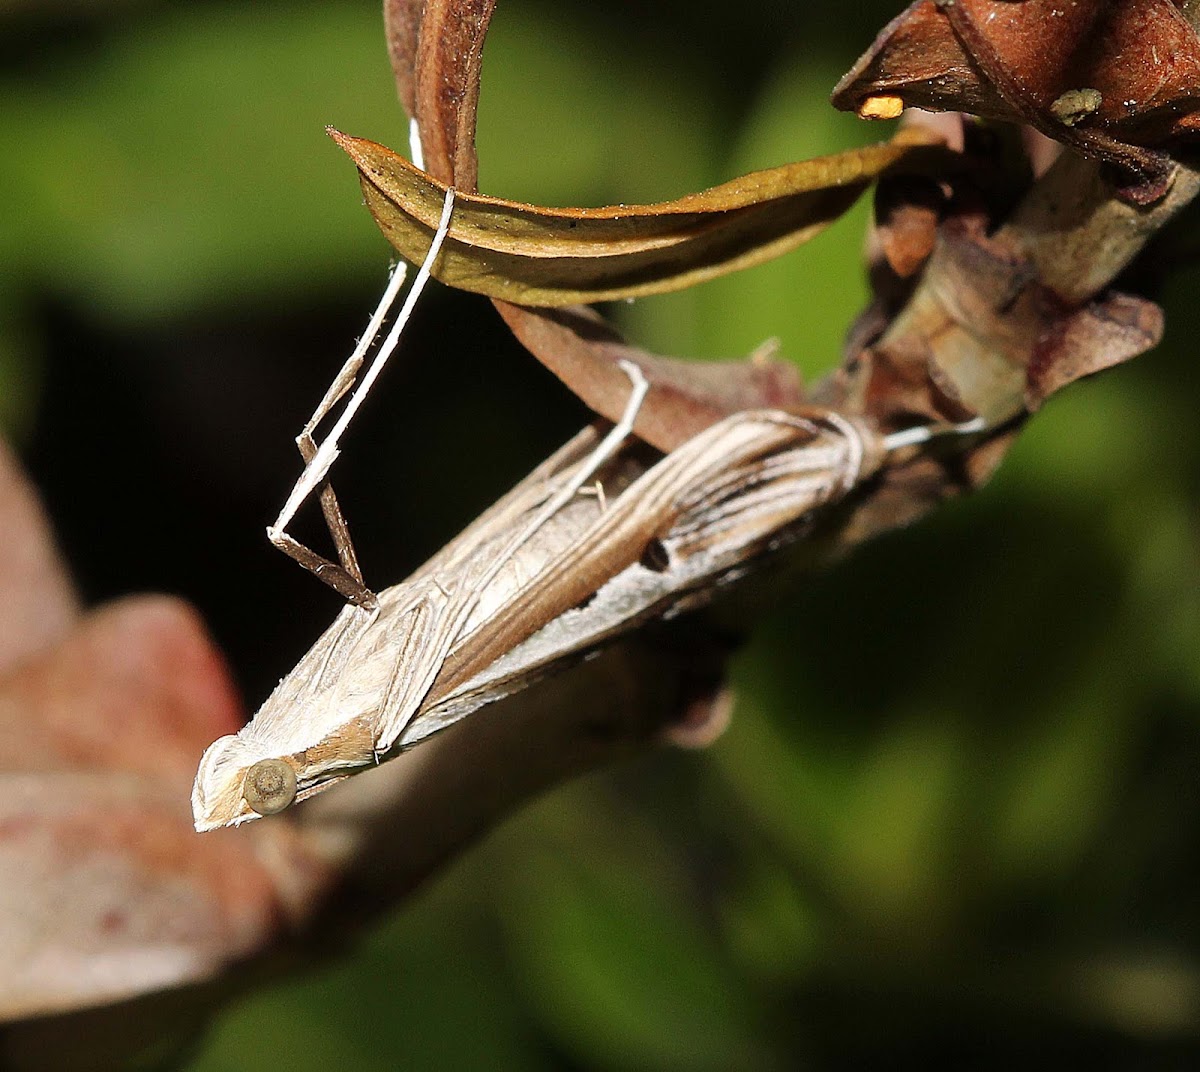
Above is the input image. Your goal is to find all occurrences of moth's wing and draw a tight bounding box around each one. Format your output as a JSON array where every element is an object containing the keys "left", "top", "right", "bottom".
[
  {"left": 363, "top": 430, "right": 608, "bottom": 755},
  {"left": 399, "top": 411, "right": 860, "bottom": 744},
  {"left": 372, "top": 581, "right": 471, "bottom": 754},
  {"left": 236, "top": 602, "right": 378, "bottom": 759}
]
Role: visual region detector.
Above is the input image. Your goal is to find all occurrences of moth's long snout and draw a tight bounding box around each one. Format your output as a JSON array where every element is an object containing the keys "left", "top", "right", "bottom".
[{"left": 191, "top": 734, "right": 257, "bottom": 832}]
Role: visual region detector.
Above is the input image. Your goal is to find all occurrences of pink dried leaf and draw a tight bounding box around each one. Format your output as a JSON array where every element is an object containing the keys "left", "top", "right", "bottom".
[
  {"left": 0, "top": 595, "right": 329, "bottom": 1022},
  {"left": 0, "top": 440, "right": 78, "bottom": 671}
]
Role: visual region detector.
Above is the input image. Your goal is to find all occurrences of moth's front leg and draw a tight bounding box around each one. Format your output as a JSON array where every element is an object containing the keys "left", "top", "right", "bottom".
[
  {"left": 266, "top": 187, "right": 458, "bottom": 608},
  {"left": 267, "top": 427, "right": 377, "bottom": 610}
]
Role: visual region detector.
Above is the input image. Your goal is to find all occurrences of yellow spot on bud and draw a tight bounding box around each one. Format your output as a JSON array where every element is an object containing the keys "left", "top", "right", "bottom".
[{"left": 858, "top": 95, "right": 905, "bottom": 120}]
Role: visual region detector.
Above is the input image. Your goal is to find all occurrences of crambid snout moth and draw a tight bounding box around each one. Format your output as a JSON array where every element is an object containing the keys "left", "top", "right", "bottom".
[
  {"left": 192, "top": 401, "right": 896, "bottom": 829},
  {"left": 191, "top": 173, "right": 983, "bottom": 831}
]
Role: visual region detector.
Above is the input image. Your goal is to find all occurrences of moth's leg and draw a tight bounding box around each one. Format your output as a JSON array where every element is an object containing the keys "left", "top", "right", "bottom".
[
  {"left": 477, "top": 359, "right": 649, "bottom": 592},
  {"left": 266, "top": 187, "right": 458, "bottom": 606},
  {"left": 408, "top": 116, "right": 426, "bottom": 171},
  {"left": 265, "top": 268, "right": 409, "bottom": 607},
  {"left": 267, "top": 526, "right": 377, "bottom": 607},
  {"left": 882, "top": 415, "right": 987, "bottom": 452},
  {"left": 264, "top": 429, "right": 376, "bottom": 608},
  {"left": 277, "top": 186, "right": 457, "bottom": 530},
  {"left": 265, "top": 263, "right": 408, "bottom": 606},
  {"left": 574, "top": 479, "right": 608, "bottom": 513},
  {"left": 295, "top": 433, "right": 363, "bottom": 581}
]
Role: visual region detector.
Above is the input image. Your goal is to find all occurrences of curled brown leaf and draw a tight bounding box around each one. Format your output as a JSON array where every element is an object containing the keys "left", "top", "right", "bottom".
[
  {"left": 332, "top": 126, "right": 944, "bottom": 307},
  {"left": 832, "top": 0, "right": 1200, "bottom": 203},
  {"left": 378, "top": 0, "right": 942, "bottom": 447},
  {"left": 385, "top": 0, "right": 495, "bottom": 191}
]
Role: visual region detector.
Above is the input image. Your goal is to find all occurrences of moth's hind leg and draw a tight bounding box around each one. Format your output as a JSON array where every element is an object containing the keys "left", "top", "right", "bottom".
[
  {"left": 485, "top": 358, "right": 649, "bottom": 574},
  {"left": 267, "top": 433, "right": 377, "bottom": 609},
  {"left": 266, "top": 187, "right": 458, "bottom": 609},
  {"left": 264, "top": 264, "right": 409, "bottom": 609}
]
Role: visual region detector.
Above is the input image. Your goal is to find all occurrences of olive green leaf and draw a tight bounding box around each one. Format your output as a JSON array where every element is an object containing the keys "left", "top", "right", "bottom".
[{"left": 331, "top": 126, "right": 943, "bottom": 307}]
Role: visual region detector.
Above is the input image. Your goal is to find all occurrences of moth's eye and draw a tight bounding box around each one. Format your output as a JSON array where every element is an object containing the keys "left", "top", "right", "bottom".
[{"left": 242, "top": 758, "right": 297, "bottom": 816}]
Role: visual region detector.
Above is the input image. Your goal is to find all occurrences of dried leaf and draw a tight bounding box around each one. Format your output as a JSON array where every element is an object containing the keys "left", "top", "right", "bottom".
[
  {"left": 0, "top": 596, "right": 242, "bottom": 779},
  {"left": 0, "top": 776, "right": 284, "bottom": 1021},
  {"left": 832, "top": 0, "right": 1200, "bottom": 202},
  {"left": 0, "top": 441, "right": 79, "bottom": 671},
  {"left": 385, "top": 0, "right": 495, "bottom": 189},
  {"left": 378, "top": 0, "right": 941, "bottom": 446},
  {"left": 0, "top": 596, "right": 328, "bottom": 1022},
  {"left": 496, "top": 310, "right": 806, "bottom": 453},
  {"left": 493, "top": 304, "right": 803, "bottom": 452},
  {"left": 1025, "top": 291, "right": 1164, "bottom": 409},
  {"left": 834, "top": 0, "right": 1200, "bottom": 139},
  {"left": 332, "top": 127, "right": 942, "bottom": 307},
  {"left": 872, "top": 173, "right": 946, "bottom": 279},
  {"left": 833, "top": 1, "right": 1029, "bottom": 123},
  {"left": 383, "top": 0, "right": 422, "bottom": 122}
]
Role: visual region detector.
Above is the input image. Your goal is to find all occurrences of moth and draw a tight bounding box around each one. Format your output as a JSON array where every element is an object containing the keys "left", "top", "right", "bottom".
[{"left": 191, "top": 185, "right": 981, "bottom": 831}]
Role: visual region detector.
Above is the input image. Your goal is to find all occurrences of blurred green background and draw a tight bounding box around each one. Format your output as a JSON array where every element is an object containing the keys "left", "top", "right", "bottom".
[{"left": 4, "top": 0, "right": 1200, "bottom": 1067}]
